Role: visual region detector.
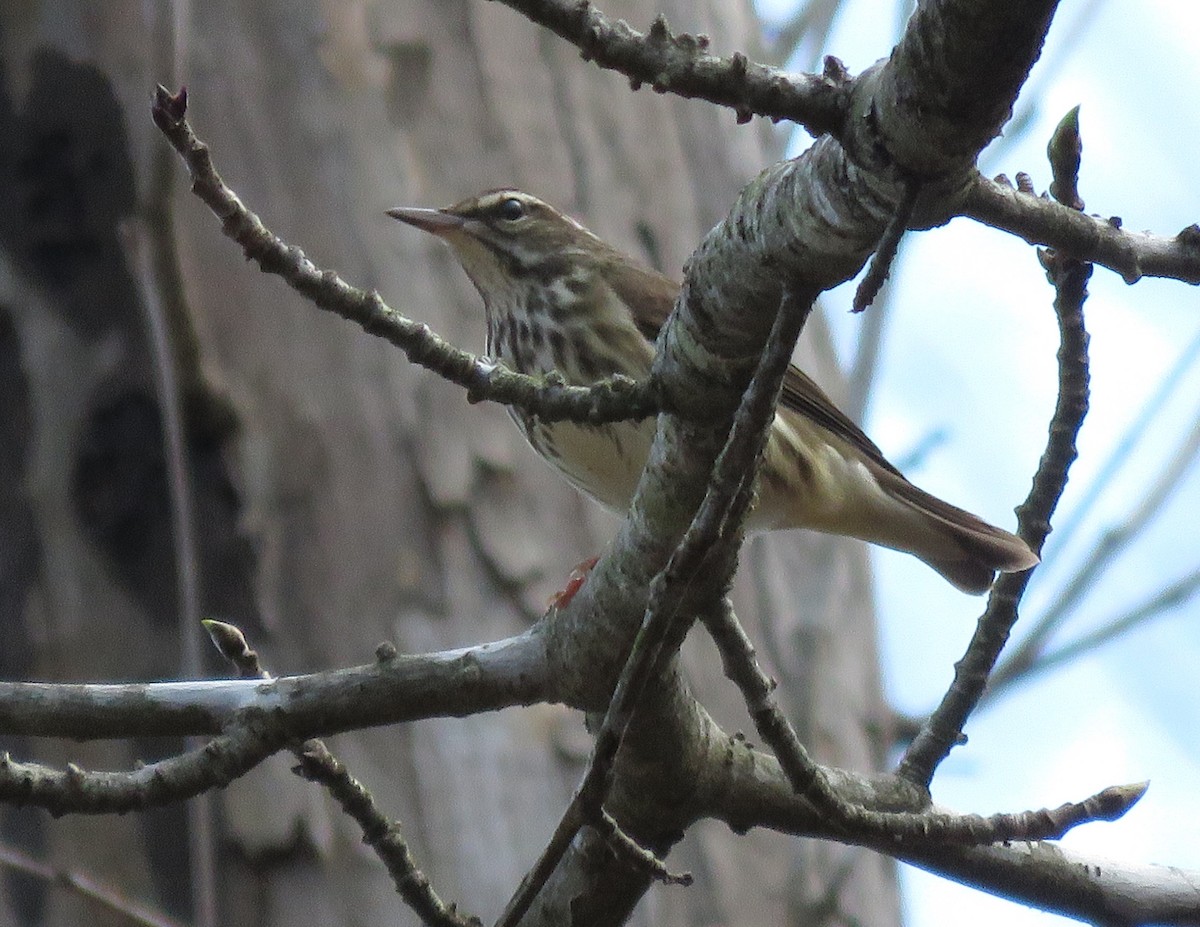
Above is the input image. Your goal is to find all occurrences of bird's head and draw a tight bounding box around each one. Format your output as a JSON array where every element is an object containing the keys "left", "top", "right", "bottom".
[{"left": 388, "top": 189, "right": 604, "bottom": 310}]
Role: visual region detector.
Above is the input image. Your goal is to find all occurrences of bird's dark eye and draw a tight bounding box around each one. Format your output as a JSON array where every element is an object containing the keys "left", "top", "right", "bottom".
[{"left": 497, "top": 197, "right": 526, "bottom": 221}]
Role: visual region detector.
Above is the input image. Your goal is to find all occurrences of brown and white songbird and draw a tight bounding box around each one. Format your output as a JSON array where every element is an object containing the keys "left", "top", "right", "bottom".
[{"left": 388, "top": 189, "right": 1037, "bottom": 593}]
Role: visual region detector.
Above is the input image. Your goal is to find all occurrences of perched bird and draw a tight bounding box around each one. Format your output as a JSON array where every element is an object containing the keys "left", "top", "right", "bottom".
[{"left": 388, "top": 190, "right": 1037, "bottom": 593}]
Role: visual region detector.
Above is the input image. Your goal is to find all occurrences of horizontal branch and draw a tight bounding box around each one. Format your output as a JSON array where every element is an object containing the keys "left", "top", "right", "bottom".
[
  {"left": 712, "top": 749, "right": 1194, "bottom": 925},
  {"left": 492, "top": 0, "right": 848, "bottom": 133},
  {"left": 0, "top": 633, "right": 550, "bottom": 740},
  {"left": 0, "top": 718, "right": 289, "bottom": 816},
  {"left": 966, "top": 174, "right": 1200, "bottom": 284}
]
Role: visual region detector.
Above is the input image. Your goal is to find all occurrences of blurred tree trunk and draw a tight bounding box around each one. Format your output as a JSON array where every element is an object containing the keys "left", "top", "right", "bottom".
[{"left": 0, "top": 1, "right": 897, "bottom": 925}]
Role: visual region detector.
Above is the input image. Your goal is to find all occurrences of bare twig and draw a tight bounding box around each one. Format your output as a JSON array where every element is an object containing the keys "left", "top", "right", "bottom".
[
  {"left": 852, "top": 179, "right": 920, "bottom": 312},
  {"left": 202, "top": 621, "right": 478, "bottom": 927},
  {"left": 1033, "top": 325, "right": 1200, "bottom": 581},
  {"left": 0, "top": 720, "right": 290, "bottom": 816},
  {"left": 149, "top": 86, "right": 659, "bottom": 427},
  {"left": 986, "top": 561, "right": 1200, "bottom": 701},
  {"left": 704, "top": 597, "right": 1140, "bottom": 845},
  {"left": 0, "top": 841, "right": 190, "bottom": 927},
  {"left": 593, "top": 808, "right": 693, "bottom": 887},
  {"left": 964, "top": 175, "right": 1200, "bottom": 285},
  {"left": 993, "top": 408, "right": 1200, "bottom": 691},
  {"left": 899, "top": 114, "right": 1092, "bottom": 787},
  {"left": 294, "top": 742, "right": 481, "bottom": 927}
]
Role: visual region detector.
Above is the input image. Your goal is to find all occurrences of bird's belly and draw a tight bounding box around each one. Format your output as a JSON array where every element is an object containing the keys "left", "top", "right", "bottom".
[{"left": 516, "top": 413, "right": 656, "bottom": 513}]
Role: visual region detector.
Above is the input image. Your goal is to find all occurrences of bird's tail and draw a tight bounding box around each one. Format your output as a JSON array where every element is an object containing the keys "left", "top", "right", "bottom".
[{"left": 882, "top": 477, "right": 1039, "bottom": 594}]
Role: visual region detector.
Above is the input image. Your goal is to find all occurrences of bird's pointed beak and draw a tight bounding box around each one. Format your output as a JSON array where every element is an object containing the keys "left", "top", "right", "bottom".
[{"left": 386, "top": 206, "right": 465, "bottom": 236}]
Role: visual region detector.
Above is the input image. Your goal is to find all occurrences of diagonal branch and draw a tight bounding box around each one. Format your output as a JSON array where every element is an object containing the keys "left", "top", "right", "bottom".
[
  {"left": 0, "top": 841, "right": 189, "bottom": 927},
  {"left": 984, "top": 561, "right": 1200, "bottom": 701},
  {"left": 491, "top": 0, "right": 849, "bottom": 134},
  {"left": 992, "top": 404, "right": 1200, "bottom": 689},
  {"left": 203, "top": 621, "right": 480, "bottom": 927},
  {"left": 149, "top": 86, "right": 658, "bottom": 427}
]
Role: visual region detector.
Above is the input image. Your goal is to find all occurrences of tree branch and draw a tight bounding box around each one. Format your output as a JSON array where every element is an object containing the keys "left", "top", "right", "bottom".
[
  {"left": 491, "top": 0, "right": 849, "bottom": 134},
  {"left": 498, "top": 287, "right": 814, "bottom": 927},
  {"left": 965, "top": 174, "right": 1200, "bottom": 284},
  {"left": 0, "top": 717, "right": 290, "bottom": 816},
  {"left": 149, "top": 86, "right": 659, "bottom": 427},
  {"left": 0, "top": 841, "right": 189, "bottom": 927},
  {"left": 294, "top": 742, "right": 482, "bottom": 927},
  {"left": 203, "top": 620, "right": 479, "bottom": 927},
  {"left": 899, "top": 113, "right": 1092, "bottom": 786},
  {"left": 714, "top": 752, "right": 1196, "bottom": 926},
  {"left": 0, "top": 632, "right": 551, "bottom": 740}
]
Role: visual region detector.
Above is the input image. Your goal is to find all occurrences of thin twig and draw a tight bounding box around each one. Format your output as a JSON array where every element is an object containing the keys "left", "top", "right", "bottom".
[
  {"left": 1032, "top": 324, "right": 1200, "bottom": 582},
  {"left": 704, "top": 598, "right": 1140, "bottom": 844},
  {"left": 992, "top": 408, "right": 1200, "bottom": 691},
  {"left": 985, "top": 561, "right": 1200, "bottom": 701},
  {"left": 0, "top": 841, "right": 190, "bottom": 927},
  {"left": 852, "top": 179, "right": 920, "bottom": 312},
  {"left": 294, "top": 742, "right": 481, "bottom": 927},
  {"left": 202, "top": 621, "right": 478, "bottom": 927},
  {"left": 149, "top": 86, "right": 658, "bottom": 427},
  {"left": 898, "top": 114, "right": 1092, "bottom": 787}
]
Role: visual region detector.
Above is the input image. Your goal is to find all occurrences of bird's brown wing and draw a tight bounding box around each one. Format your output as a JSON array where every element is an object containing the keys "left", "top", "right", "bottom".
[
  {"left": 612, "top": 258, "right": 907, "bottom": 474},
  {"left": 605, "top": 254, "right": 899, "bottom": 464},
  {"left": 607, "top": 260, "right": 1035, "bottom": 587},
  {"left": 602, "top": 255, "right": 680, "bottom": 343},
  {"left": 778, "top": 368, "right": 904, "bottom": 478},
  {"left": 781, "top": 366, "right": 1038, "bottom": 586}
]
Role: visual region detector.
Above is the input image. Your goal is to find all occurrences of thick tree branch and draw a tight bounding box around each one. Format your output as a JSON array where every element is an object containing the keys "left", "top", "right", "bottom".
[{"left": 498, "top": 287, "right": 813, "bottom": 927}]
